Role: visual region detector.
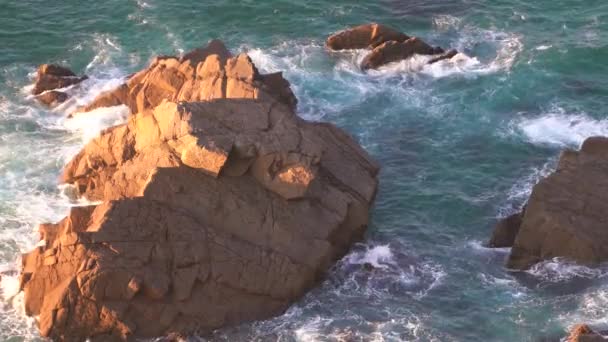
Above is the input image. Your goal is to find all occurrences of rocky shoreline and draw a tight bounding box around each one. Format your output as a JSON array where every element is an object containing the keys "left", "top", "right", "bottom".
[
  {"left": 17, "top": 23, "right": 607, "bottom": 341},
  {"left": 21, "top": 39, "right": 379, "bottom": 341}
]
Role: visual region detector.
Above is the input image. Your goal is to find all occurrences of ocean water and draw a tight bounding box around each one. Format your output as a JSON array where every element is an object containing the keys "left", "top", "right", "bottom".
[{"left": 1, "top": 0, "right": 608, "bottom": 341}]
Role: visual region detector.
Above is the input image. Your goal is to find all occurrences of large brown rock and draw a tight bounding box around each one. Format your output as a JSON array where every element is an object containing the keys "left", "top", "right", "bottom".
[
  {"left": 76, "top": 39, "right": 297, "bottom": 115},
  {"left": 491, "top": 136, "right": 608, "bottom": 270},
  {"left": 567, "top": 324, "right": 607, "bottom": 342},
  {"left": 360, "top": 37, "right": 443, "bottom": 70},
  {"left": 326, "top": 23, "right": 410, "bottom": 50},
  {"left": 20, "top": 46, "right": 379, "bottom": 341},
  {"left": 32, "top": 64, "right": 87, "bottom": 98}
]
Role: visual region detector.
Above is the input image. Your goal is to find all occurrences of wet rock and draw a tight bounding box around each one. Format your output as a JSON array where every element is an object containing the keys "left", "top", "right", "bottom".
[
  {"left": 360, "top": 37, "right": 440, "bottom": 70},
  {"left": 326, "top": 24, "right": 459, "bottom": 71},
  {"left": 491, "top": 136, "right": 608, "bottom": 270},
  {"left": 326, "top": 23, "right": 410, "bottom": 50},
  {"left": 75, "top": 39, "right": 297, "bottom": 115},
  {"left": 428, "top": 49, "right": 459, "bottom": 64},
  {"left": 35, "top": 90, "right": 68, "bottom": 107},
  {"left": 20, "top": 43, "right": 380, "bottom": 341},
  {"left": 488, "top": 210, "right": 524, "bottom": 248},
  {"left": 567, "top": 324, "right": 607, "bottom": 342},
  {"left": 32, "top": 64, "right": 87, "bottom": 101}
]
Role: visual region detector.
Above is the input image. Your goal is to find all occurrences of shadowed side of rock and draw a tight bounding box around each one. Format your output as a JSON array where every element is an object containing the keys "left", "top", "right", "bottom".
[
  {"left": 75, "top": 39, "right": 297, "bottom": 115},
  {"left": 32, "top": 64, "right": 87, "bottom": 107},
  {"left": 489, "top": 136, "right": 608, "bottom": 270},
  {"left": 20, "top": 73, "right": 379, "bottom": 340}
]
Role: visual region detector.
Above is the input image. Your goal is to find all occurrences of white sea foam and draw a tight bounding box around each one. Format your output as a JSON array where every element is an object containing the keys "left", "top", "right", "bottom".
[
  {"left": 414, "top": 262, "right": 446, "bottom": 299},
  {"left": 339, "top": 243, "right": 446, "bottom": 300},
  {"left": 62, "top": 105, "right": 130, "bottom": 144},
  {"left": 0, "top": 259, "right": 39, "bottom": 339},
  {"left": 536, "top": 44, "right": 553, "bottom": 51},
  {"left": 467, "top": 240, "right": 511, "bottom": 254},
  {"left": 420, "top": 53, "right": 483, "bottom": 78},
  {"left": 526, "top": 258, "right": 608, "bottom": 282},
  {"left": 344, "top": 244, "right": 395, "bottom": 269},
  {"left": 135, "top": 0, "right": 153, "bottom": 9},
  {"left": 494, "top": 160, "right": 556, "bottom": 218},
  {"left": 517, "top": 111, "right": 608, "bottom": 148},
  {"left": 560, "top": 288, "right": 608, "bottom": 329},
  {"left": 433, "top": 15, "right": 463, "bottom": 31}
]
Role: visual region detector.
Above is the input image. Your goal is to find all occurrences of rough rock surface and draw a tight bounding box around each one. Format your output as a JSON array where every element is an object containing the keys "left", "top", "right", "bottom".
[
  {"left": 326, "top": 24, "right": 459, "bottom": 71},
  {"left": 428, "top": 49, "right": 459, "bottom": 64},
  {"left": 360, "top": 37, "right": 443, "bottom": 70},
  {"left": 36, "top": 90, "right": 69, "bottom": 107},
  {"left": 32, "top": 64, "right": 87, "bottom": 105},
  {"left": 490, "top": 136, "right": 608, "bottom": 269},
  {"left": 20, "top": 41, "right": 379, "bottom": 341},
  {"left": 325, "top": 23, "right": 410, "bottom": 50},
  {"left": 76, "top": 39, "right": 297, "bottom": 115},
  {"left": 487, "top": 210, "right": 524, "bottom": 248},
  {"left": 568, "top": 324, "right": 607, "bottom": 342}
]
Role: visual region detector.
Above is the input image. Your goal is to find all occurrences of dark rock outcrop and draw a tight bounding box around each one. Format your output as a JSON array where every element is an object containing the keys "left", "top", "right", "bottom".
[
  {"left": 19, "top": 41, "right": 379, "bottom": 341},
  {"left": 428, "top": 49, "right": 459, "bottom": 64},
  {"left": 360, "top": 38, "right": 443, "bottom": 70},
  {"left": 490, "top": 136, "right": 608, "bottom": 270},
  {"left": 36, "top": 90, "right": 69, "bottom": 107},
  {"left": 325, "top": 23, "right": 410, "bottom": 50},
  {"left": 567, "top": 324, "right": 607, "bottom": 342},
  {"left": 75, "top": 40, "right": 297, "bottom": 115},
  {"left": 32, "top": 64, "right": 87, "bottom": 106},
  {"left": 326, "top": 24, "right": 459, "bottom": 71},
  {"left": 488, "top": 210, "right": 523, "bottom": 248}
]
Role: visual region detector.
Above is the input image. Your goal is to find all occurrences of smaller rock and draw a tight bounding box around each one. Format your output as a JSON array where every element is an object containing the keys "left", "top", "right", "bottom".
[
  {"left": 428, "top": 49, "right": 459, "bottom": 64},
  {"left": 568, "top": 324, "right": 607, "bottom": 342},
  {"left": 36, "top": 90, "right": 68, "bottom": 107},
  {"left": 326, "top": 23, "right": 410, "bottom": 50},
  {"left": 32, "top": 64, "right": 87, "bottom": 95},
  {"left": 488, "top": 210, "right": 524, "bottom": 248},
  {"left": 38, "top": 64, "right": 76, "bottom": 78},
  {"left": 360, "top": 37, "right": 438, "bottom": 70}
]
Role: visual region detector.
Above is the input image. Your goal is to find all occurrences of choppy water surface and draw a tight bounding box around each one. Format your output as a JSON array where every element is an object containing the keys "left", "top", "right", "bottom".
[{"left": 2, "top": 0, "right": 608, "bottom": 340}]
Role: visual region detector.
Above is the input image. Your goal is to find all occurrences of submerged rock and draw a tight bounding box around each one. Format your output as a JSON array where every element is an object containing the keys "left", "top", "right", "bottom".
[
  {"left": 567, "top": 324, "right": 607, "bottom": 342},
  {"left": 75, "top": 39, "right": 297, "bottom": 115},
  {"left": 325, "top": 23, "right": 410, "bottom": 50},
  {"left": 490, "top": 136, "right": 608, "bottom": 270},
  {"left": 32, "top": 64, "right": 87, "bottom": 106},
  {"left": 326, "top": 24, "right": 459, "bottom": 71},
  {"left": 20, "top": 41, "right": 379, "bottom": 341}
]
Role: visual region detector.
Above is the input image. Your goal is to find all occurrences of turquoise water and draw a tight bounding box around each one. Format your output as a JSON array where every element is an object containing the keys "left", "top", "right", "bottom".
[{"left": 2, "top": 0, "right": 608, "bottom": 340}]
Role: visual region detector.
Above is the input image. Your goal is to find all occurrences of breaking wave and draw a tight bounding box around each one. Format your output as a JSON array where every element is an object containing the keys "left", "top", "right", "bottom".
[{"left": 518, "top": 111, "right": 608, "bottom": 148}]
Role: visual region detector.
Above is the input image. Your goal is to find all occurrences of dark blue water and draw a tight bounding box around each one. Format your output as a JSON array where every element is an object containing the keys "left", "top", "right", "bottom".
[{"left": 2, "top": 0, "right": 608, "bottom": 340}]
